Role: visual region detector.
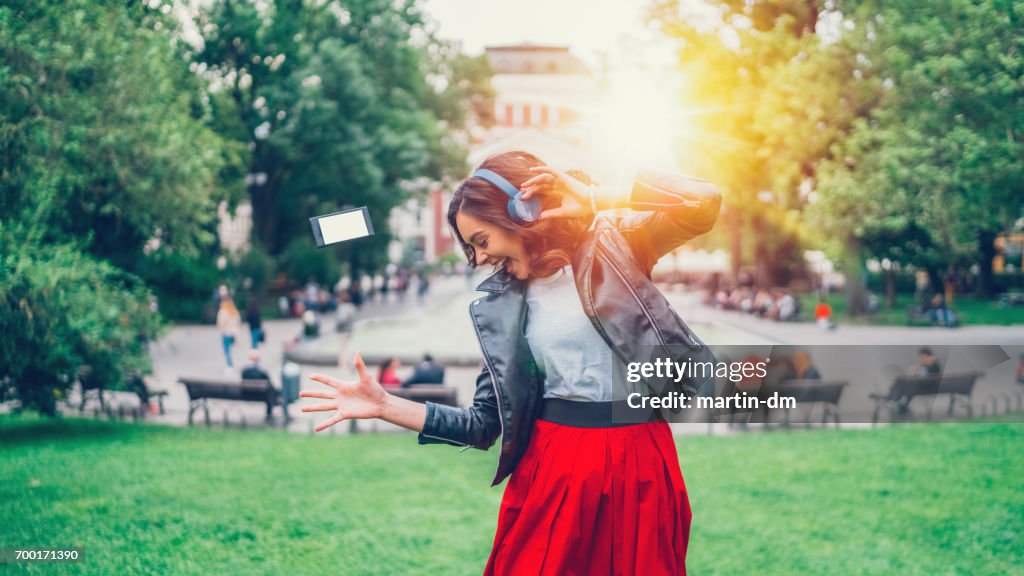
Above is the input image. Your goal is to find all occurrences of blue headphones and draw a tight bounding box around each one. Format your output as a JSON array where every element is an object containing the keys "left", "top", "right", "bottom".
[{"left": 472, "top": 168, "right": 542, "bottom": 225}]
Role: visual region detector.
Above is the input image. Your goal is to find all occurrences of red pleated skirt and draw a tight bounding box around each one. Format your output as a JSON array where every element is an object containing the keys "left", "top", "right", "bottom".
[{"left": 484, "top": 419, "right": 692, "bottom": 576}]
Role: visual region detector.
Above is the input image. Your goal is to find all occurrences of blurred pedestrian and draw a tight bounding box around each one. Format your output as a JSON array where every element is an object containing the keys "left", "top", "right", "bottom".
[
  {"left": 815, "top": 299, "right": 835, "bottom": 330},
  {"left": 777, "top": 292, "right": 796, "bottom": 322},
  {"left": 246, "top": 299, "right": 264, "bottom": 350},
  {"left": 416, "top": 270, "right": 430, "bottom": 300},
  {"left": 217, "top": 294, "right": 242, "bottom": 369}
]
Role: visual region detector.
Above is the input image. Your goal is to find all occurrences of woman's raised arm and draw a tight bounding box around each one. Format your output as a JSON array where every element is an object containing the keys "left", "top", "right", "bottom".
[{"left": 520, "top": 166, "right": 722, "bottom": 274}]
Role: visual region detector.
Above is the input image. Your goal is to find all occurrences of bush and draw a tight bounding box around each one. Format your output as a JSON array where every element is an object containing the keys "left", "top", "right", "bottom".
[{"left": 0, "top": 241, "right": 161, "bottom": 415}]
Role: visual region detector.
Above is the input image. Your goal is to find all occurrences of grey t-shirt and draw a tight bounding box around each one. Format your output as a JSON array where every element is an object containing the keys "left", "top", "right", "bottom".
[{"left": 525, "top": 265, "right": 615, "bottom": 401}]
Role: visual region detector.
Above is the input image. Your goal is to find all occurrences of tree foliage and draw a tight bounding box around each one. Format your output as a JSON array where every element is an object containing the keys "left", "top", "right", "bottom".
[
  {"left": 654, "top": 0, "right": 1024, "bottom": 310},
  {"left": 813, "top": 0, "right": 1024, "bottom": 297},
  {"left": 0, "top": 0, "right": 239, "bottom": 268},
  {"left": 193, "top": 0, "right": 492, "bottom": 275},
  {"left": 0, "top": 235, "right": 161, "bottom": 415}
]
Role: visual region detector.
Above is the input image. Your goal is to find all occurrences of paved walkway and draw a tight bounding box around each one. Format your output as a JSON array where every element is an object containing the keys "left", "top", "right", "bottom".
[{"left": 80, "top": 282, "right": 1022, "bottom": 436}]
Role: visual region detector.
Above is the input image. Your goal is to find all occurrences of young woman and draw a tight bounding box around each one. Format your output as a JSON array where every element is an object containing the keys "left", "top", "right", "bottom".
[
  {"left": 216, "top": 295, "right": 241, "bottom": 369},
  {"left": 300, "top": 151, "right": 721, "bottom": 574}
]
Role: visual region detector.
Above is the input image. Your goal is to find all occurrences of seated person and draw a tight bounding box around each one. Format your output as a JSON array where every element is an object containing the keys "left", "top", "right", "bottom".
[
  {"left": 897, "top": 347, "right": 942, "bottom": 415},
  {"left": 402, "top": 354, "right": 445, "bottom": 387},
  {"left": 241, "top": 350, "right": 277, "bottom": 418},
  {"left": 926, "top": 294, "right": 956, "bottom": 327},
  {"left": 909, "top": 346, "right": 942, "bottom": 377},
  {"left": 789, "top": 350, "right": 822, "bottom": 381},
  {"left": 377, "top": 357, "right": 402, "bottom": 388}
]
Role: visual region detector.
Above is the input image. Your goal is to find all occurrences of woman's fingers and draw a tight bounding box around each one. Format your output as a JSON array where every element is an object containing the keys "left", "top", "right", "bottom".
[
  {"left": 353, "top": 352, "right": 371, "bottom": 382},
  {"left": 301, "top": 403, "right": 337, "bottom": 413},
  {"left": 309, "top": 374, "right": 342, "bottom": 390},
  {"left": 299, "top": 390, "right": 334, "bottom": 400},
  {"left": 315, "top": 413, "right": 346, "bottom": 432},
  {"left": 520, "top": 174, "right": 553, "bottom": 198},
  {"left": 521, "top": 173, "right": 553, "bottom": 187},
  {"left": 528, "top": 166, "right": 585, "bottom": 200}
]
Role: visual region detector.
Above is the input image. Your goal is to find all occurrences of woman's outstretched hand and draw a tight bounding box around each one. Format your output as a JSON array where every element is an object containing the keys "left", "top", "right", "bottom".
[
  {"left": 520, "top": 166, "right": 596, "bottom": 221},
  {"left": 300, "top": 352, "right": 387, "bottom": 432}
]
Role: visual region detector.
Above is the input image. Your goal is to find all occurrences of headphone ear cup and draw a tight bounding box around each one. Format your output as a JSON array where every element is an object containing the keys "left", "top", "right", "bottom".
[{"left": 508, "top": 194, "right": 542, "bottom": 224}]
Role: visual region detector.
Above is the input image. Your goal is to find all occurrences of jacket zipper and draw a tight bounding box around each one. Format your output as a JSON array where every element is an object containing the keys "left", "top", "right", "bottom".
[
  {"left": 420, "top": 430, "right": 469, "bottom": 448},
  {"left": 596, "top": 242, "right": 701, "bottom": 348},
  {"left": 469, "top": 299, "right": 506, "bottom": 468}
]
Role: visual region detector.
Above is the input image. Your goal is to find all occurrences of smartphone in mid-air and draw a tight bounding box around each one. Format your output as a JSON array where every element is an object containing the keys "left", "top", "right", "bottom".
[{"left": 309, "top": 207, "right": 374, "bottom": 248}]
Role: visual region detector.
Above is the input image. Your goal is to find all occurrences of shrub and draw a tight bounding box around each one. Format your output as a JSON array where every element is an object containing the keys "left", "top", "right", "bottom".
[{"left": 0, "top": 240, "right": 161, "bottom": 415}]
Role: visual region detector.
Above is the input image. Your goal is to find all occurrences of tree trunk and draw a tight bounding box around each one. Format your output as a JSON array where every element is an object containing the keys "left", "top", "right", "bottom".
[
  {"left": 844, "top": 239, "right": 867, "bottom": 316},
  {"left": 884, "top": 268, "right": 897, "bottom": 308},
  {"left": 977, "top": 229, "right": 996, "bottom": 298}
]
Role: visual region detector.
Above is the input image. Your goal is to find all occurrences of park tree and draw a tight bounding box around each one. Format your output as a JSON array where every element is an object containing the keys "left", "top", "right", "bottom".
[
  {"left": 655, "top": 0, "right": 1023, "bottom": 313},
  {"left": 0, "top": 0, "right": 236, "bottom": 411},
  {"left": 812, "top": 0, "right": 1024, "bottom": 300},
  {"left": 0, "top": 0, "right": 240, "bottom": 270},
  {"left": 193, "top": 0, "right": 492, "bottom": 278},
  {"left": 649, "top": 0, "right": 875, "bottom": 291}
]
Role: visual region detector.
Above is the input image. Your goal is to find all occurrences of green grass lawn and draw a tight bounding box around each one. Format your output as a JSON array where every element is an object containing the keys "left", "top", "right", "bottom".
[
  {"left": 2, "top": 416, "right": 1022, "bottom": 575},
  {"left": 798, "top": 293, "right": 1024, "bottom": 326}
]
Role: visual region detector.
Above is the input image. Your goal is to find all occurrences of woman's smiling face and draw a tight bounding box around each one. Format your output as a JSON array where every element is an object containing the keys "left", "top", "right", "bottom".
[{"left": 455, "top": 211, "right": 531, "bottom": 280}]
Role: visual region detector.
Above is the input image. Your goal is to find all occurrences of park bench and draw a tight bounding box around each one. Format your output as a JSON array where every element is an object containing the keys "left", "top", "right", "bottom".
[
  {"left": 179, "top": 377, "right": 278, "bottom": 426},
  {"left": 389, "top": 385, "right": 458, "bottom": 407},
  {"left": 76, "top": 368, "right": 168, "bottom": 415},
  {"left": 869, "top": 372, "right": 979, "bottom": 423}
]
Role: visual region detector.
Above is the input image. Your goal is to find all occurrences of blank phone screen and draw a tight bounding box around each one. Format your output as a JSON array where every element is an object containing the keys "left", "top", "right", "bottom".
[{"left": 309, "top": 206, "right": 374, "bottom": 248}]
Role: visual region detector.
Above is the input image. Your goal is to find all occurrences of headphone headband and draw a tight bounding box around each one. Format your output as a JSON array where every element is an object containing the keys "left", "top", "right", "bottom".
[
  {"left": 472, "top": 168, "right": 521, "bottom": 199},
  {"left": 471, "top": 168, "right": 542, "bottom": 224}
]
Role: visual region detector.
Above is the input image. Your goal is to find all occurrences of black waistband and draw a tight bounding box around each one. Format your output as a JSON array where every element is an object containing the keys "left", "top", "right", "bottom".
[{"left": 538, "top": 398, "right": 663, "bottom": 428}]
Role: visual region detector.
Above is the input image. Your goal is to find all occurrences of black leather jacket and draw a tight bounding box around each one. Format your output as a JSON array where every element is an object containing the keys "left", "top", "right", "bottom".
[{"left": 418, "top": 171, "right": 723, "bottom": 486}]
